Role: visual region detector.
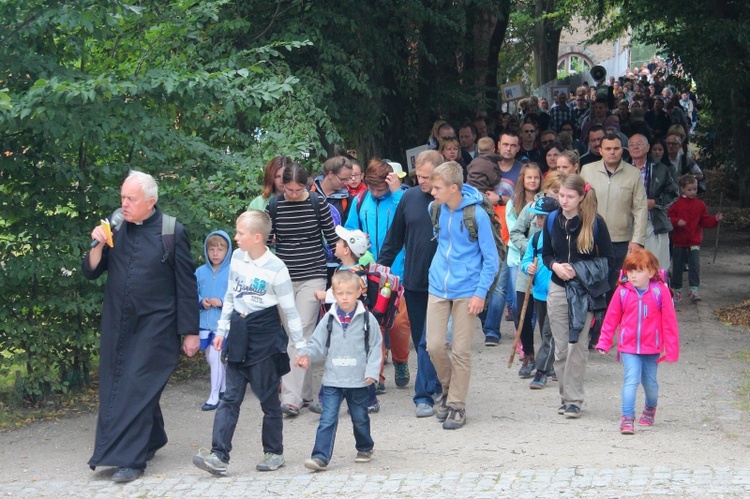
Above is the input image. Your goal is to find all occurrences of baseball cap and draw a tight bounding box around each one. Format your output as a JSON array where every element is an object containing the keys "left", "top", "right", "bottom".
[
  {"left": 385, "top": 161, "right": 407, "bottom": 179},
  {"left": 527, "top": 196, "right": 560, "bottom": 215},
  {"left": 334, "top": 226, "right": 369, "bottom": 258}
]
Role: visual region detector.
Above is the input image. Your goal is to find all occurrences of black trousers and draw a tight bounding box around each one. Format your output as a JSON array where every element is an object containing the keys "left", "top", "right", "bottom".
[{"left": 211, "top": 356, "right": 282, "bottom": 462}]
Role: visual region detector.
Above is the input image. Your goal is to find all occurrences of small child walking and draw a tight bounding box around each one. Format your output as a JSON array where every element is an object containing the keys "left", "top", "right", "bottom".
[
  {"left": 298, "top": 270, "right": 382, "bottom": 471},
  {"left": 596, "top": 249, "right": 680, "bottom": 435},
  {"left": 195, "top": 231, "right": 231, "bottom": 411},
  {"left": 192, "top": 210, "right": 305, "bottom": 475},
  {"left": 668, "top": 174, "right": 723, "bottom": 302}
]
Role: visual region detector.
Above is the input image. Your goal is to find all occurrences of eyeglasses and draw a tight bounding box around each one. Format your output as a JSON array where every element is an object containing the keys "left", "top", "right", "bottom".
[
  {"left": 666, "top": 142, "right": 681, "bottom": 147},
  {"left": 350, "top": 173, "right": 362, "bottom": 179},
  {"left": 439, "top": 136, "right": 456, "bottom": 141}
]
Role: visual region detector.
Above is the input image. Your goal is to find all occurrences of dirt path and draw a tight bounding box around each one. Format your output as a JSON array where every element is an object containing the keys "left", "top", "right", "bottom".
[{"left": 2, "top": 226, "right": 749, "bottom": 483}]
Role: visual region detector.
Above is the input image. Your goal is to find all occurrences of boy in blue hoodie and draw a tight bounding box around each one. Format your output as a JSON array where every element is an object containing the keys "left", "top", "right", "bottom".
[
  {"left": 297, "top": 270, "right": 382, "bottom": 471},
  {"left": 425, "top": 161, "right": 499, "bottom": 430},
  {"left": 195, "top": 231, "right": 231, "bottom": 411}
]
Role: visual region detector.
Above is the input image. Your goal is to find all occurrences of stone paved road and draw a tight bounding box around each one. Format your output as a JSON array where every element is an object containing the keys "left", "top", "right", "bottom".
[{"left": 2, "top": 466, "right": 750, "bottom": 498}]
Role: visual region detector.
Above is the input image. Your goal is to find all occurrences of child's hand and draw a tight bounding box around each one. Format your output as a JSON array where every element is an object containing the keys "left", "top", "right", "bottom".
[
  {"left": 365, "top": 377, "right": 376, "bottom": 385},
  {"left": 596, "top": 348, "right": 606, "bottom": 355},
  {"left": 314, "top": 290, "right": 326, "bottom": 302},
  {"left": 210, "top": 298, "right": 222, "bottom": 308},
  {"left": 677, "top": 219, "right": 687, "bottom": 227},
  {"left": 296, "top": 355, "right": 310, "bottom": 369},
  {"left": 527, "top": 263, "right": 538, "bottom": 276},
  {"left": 213, "top": 335, "right": 224, "bottom": 351},
  {"left": 201, "top": 298, "right": 212, "bottom": 310},
  {"left": 715, "top": 212, "right": 723, "bottom": 221}
]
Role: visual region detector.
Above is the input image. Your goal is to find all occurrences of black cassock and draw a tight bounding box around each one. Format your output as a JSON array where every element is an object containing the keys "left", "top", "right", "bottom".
[{"left": 83, "top": 207, "right": 198, "bottom": 470}]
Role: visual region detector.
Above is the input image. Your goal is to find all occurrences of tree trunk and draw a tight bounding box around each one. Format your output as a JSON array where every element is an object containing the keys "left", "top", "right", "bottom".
[
  {"left": 471, "top": 1, "right": 510, "bottom": 111},
  {"left": 533, "top": 0, "right": 562, "bottom": 88}
]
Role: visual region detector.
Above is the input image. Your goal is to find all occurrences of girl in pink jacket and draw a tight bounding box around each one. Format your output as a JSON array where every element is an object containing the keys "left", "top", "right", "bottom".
[{"left": 596, "top": 249, "right": 680, "bottom": 435}]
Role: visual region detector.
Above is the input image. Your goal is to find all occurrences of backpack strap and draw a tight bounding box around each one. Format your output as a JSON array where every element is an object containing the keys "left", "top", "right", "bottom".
[
  {"left": 463, "top": 204, "right": 478, "bottom": 242},
  {"left": 429, "top": 201, "right": 441, "bottom": 239},
  {"left": 530, "top": 230, "right": 542, "bottom": 258},
  {"left": 325, "top": 311, "right": 370, "bottom": 355},
  {"left": 355, "top": 191, "right": 367, "bottom": 217},
  {"left": 619, "top": 283, "right": 663, "bottom": 311},
  {"left": 161, "top": 214, "right": 176, "bottom": 268}
]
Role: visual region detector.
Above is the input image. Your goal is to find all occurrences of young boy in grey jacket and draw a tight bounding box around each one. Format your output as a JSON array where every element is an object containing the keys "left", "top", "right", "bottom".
[{"left": 297, "top": 270, "right": 382, "bottom": 471}]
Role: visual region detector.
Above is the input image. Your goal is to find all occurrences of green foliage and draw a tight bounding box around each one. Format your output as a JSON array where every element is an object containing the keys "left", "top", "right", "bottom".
[{"left": 0, "top": 0, "right": 332, "bottom": 401}]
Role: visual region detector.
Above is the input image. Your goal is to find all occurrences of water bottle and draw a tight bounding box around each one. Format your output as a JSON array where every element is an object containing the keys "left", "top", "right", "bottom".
[{"left": 373, "top": 282, "right": 391, "bottom": 315}]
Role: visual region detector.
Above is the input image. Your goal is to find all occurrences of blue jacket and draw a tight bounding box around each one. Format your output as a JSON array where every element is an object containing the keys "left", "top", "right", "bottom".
[
  {"left": 195, "top": 230, "right": 232, "bottom": 333},
  {"left": 345, "top": 189, "right": 405, "bottom": 278},
  {"left": 428, "top": 184, "right": 499, "bottom": 300},
  {"left": 521, "top": 230, "right": 552, "bottom": 302}
]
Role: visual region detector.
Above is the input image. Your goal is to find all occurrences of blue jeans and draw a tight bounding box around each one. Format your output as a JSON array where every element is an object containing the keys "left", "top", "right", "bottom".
[
  {"left": 483, "top": 260, "right": 511, "bottom": 339},
  {"left": 404, "top": 290, "right": 441, "bottom": 407},
  {"left": 621, "top": 353, "right": 659, "bottom": 418},
  {"left": 311, "top": 385, "right": 374, "bottom": 465}
]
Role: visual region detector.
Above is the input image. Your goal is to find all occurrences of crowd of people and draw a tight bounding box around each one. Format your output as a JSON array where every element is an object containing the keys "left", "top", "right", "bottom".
[{"left": 82, "top": 60, "right": 727, "bottom": 482}]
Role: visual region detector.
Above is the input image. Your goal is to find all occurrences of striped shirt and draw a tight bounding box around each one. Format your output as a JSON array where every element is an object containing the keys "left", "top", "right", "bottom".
[
  {"left": 267, "top": 194, "right": 339, "bottom": 281},
  {"left": 216, "top": 248, "right": 305, "bottom": 348}
]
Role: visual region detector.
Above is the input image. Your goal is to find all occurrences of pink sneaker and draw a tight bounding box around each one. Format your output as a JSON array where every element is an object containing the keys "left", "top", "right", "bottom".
[
  {"left": 639, "top": 405, "right": 656, "bottom": 426},
  {"left": 620, "top": 416, "right": 635, "bottom": 434}
]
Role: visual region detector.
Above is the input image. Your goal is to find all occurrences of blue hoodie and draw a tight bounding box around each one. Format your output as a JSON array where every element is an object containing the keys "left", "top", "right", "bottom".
[
  {"left": 428, "top": 184, "right": 499, "bottom": 300},
  {"left": 195, "top": 230, "right": 232, "bottom": 333},
  {"left": 344, "top": 188, "right": 405, "bottom": 278}
]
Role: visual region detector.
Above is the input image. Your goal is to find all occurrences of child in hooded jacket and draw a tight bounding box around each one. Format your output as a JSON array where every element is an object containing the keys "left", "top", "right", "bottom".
[
  {"left": 195, "top": 230, "right": 231, "bottom": 410},
  {"left": 596, "top": 249, "right": 680, "bottom": 435}
]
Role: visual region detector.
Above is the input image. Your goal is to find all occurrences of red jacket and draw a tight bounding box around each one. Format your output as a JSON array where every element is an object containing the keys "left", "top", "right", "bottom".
[
  {"left": 596, "top": 280, "right": 680, "bottom": 363},
  {"left": 667, "top": 195, "right": 718, "bottom": 247}
]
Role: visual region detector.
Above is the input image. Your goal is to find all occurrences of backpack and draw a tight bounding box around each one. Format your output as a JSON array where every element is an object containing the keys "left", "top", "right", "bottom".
[
  {"left": 325, "top": 310, "right": 371, "bottom": 355},
  {"left": 267, "top": 191, "right": 335, "bottom": 261},
  {"left": 355, "top": 262, "right": 403, "bottom": 329},
  {"left": 429, "top": 195, "right": 507, "bottom": 297},
  {"left": 617, "top": 269, "right": 670, "bottom": 310}
]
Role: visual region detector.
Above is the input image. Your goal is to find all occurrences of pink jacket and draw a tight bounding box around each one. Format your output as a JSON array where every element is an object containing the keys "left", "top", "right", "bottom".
[{"left": 596, "top": 280, "right": 680, "bottom": 362}]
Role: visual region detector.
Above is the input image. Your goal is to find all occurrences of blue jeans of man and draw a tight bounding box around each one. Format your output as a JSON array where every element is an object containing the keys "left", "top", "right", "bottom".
[
  {"left": 483, "top": 260, "right": 511, "bottom": 340},
  {"left": 621, "top": 353, "right": 659, "bottom": 418},
  {"left": 404, "top": 289, "right": 441, "bottom": 407},
  {"left": 311, "top": 385, "right": 374, "bottom": 465}
]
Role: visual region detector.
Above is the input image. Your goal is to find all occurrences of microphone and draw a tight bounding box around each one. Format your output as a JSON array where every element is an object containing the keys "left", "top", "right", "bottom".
[{"left": 90, "top": 209, "right": 125, "bottom": 247}]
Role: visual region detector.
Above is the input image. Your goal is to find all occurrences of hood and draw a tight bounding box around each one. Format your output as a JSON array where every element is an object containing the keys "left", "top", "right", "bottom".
[
  {"left": 203, "top": 230, "right": 232, "bottom": 271},
  {"left": 313, "top": 175, "right": 349, "bottom": 200},
  {"left": 458, "top": 184, "right": 485, "bottom": 210}
]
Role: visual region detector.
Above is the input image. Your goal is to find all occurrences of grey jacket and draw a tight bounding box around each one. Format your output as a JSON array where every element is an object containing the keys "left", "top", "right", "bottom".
[
  {"left": 566, "top": 258, "right": 610, "bottom": 344},
  {"left": 642, "top": 160, "right": 679, "bottom": 234},
  {"left": 510, "top": 193, "right": 543, "bottom": 293},
  {"left": 299, "top": 302, "right": 382, "bottom": 388}
]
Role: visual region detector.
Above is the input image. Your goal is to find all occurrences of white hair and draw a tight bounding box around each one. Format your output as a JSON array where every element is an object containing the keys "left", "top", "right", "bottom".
[{"left": 127, "top": 170, "right": 159, "bottom": 203}]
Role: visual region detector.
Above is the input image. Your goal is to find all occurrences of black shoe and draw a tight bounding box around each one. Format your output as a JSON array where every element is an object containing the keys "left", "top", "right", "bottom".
[
  {"left": 112, "top": 467, "right": 144, "bottom": 483},
  {"left": 558, "top": 404, "right": 567, "bottom": 415},
  {"left": 564, "top": 404, "right": 581, "bottom": 419},
  {"left": 219, "top": 392, "right": 225, "bottom": 400},
  {"left": 201, "top": 402, "right": 219, "bottom": 411},
  {"left": 145, "top": 449, "right": 156, "bottom": 462}
]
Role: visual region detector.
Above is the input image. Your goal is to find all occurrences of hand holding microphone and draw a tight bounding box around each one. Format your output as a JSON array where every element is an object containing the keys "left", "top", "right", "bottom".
[{"left": 90, "top": 210, "right": 124, "bottom": 248}]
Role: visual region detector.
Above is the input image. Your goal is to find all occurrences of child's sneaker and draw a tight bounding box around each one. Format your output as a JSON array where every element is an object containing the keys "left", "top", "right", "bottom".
[
  {"left": 673, "top": 290, "right": 682, "bottom": 303},
  {"left": 620, "top": 416, "right": 635, "bottom": 435},
  {"left": 304, "top": 458, "right": 327, "bottom": 471},
  {"left": 354, "top": 450, "right": 373, "bottom": 463},
  {"left": 192, "top": 448, "right": 228, "bottom": 476},
  {"left": 256, "top": 452, "right": 285, "bottom": 471},
  {"left": 639, "top": 405, "right": 657, "bottom": 426},
  {"left": 434, "top": 394, "right": 449, "bottom": 422},
  {"left": 689, "top": 289, "right": 701, "bottom": 302}
]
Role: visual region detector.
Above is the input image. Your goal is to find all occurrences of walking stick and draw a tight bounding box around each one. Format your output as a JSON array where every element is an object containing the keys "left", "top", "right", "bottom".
[
  {"left": 713, "top": 192, "right": 723, "bottom": 263},
  {"left": 508, "top": 257, "right": 536, "bottom": 368}
]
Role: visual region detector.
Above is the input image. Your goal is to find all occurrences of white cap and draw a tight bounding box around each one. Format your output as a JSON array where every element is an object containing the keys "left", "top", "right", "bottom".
[
  {"left": 334, "top": 226, "right": 369, "bottom": 258},
  {"left": 385, "top": 161, "right": 407, "bottom": 178}
]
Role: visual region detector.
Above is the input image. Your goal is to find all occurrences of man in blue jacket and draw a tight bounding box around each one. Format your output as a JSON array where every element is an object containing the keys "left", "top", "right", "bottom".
[{"left": 425, "top": 161, "right": 499, "bottom": 430}]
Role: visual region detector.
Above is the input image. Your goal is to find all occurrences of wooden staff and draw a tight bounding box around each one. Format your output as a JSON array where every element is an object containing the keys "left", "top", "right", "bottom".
[
  {"left": 713, "top": 191, "right": 723, "bottom": 263},
  {"left": 508, "top": 257, "right": 536, "bottom": 368}
]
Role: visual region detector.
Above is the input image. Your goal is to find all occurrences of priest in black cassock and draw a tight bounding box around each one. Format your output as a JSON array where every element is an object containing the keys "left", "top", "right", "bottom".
[{"left": 83, "top": 171, "right": 200, "bottom": 483}]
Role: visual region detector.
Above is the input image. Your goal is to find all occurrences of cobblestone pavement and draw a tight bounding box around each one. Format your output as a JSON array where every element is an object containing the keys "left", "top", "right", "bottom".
[{"left": 2, "top": 466, "right": 750, "bottom": 497}]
